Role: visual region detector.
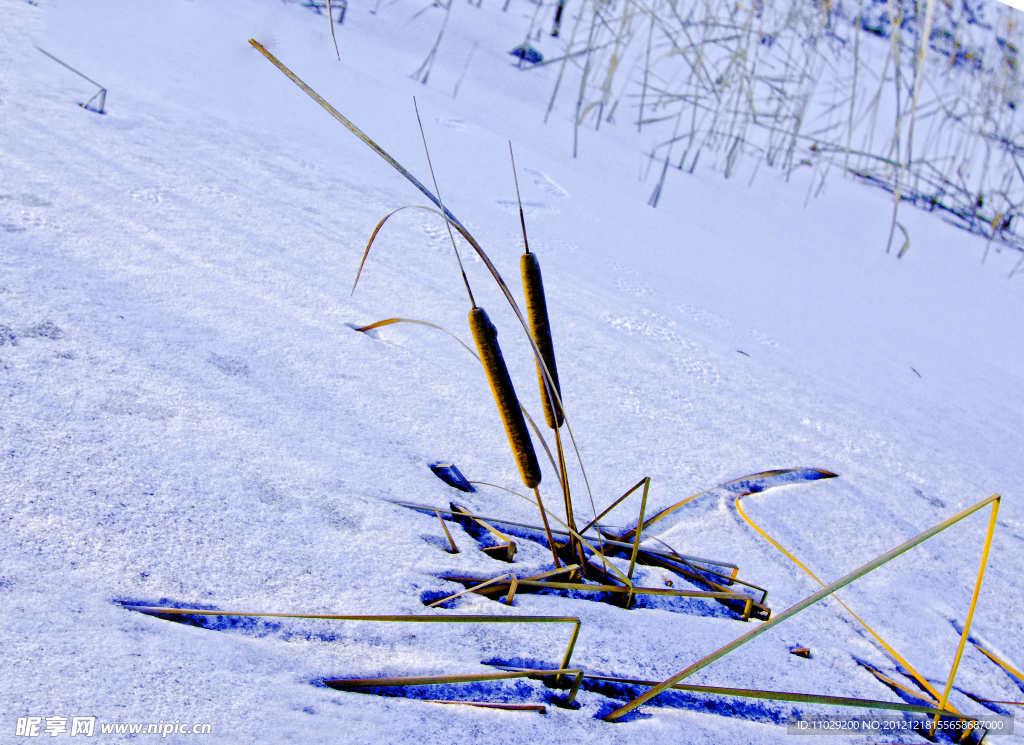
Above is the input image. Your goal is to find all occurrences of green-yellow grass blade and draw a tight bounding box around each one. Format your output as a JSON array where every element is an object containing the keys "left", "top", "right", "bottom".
[
  {"left": 355, "top": 317, "right": 478, "bottom": 360},
  {"left": 352, "top": 205, "right": 442, "bottom": 295}
]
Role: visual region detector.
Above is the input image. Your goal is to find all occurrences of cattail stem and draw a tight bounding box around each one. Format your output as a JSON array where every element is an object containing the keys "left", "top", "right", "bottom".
[
  {"left": 469, "top": 308, "right": 541, "bottom": 489},
  {"left": 534, "top": 487, "right": 562, "bottom": 568},
  {"left": 414, "top": 97, "right": 476, "bottom": 307},
  {"left": 545, "top": 0, "right": 586, "bottom": 124},
  {"left": 552, "top": 419, "right": 584, "bottom": 567},
  {"left": 248, "top": 43, "right": 596, "bottom": 527},
  {"left": 326, "top": 0, "right": 341, "bottom": 60}
]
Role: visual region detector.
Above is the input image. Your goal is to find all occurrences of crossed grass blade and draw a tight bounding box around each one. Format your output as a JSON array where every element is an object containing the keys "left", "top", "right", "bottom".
[
  {"left": 735, "top": 484, "right": 1002, "bottom": 727},
  {"left": 603, "top": 493, "right": 1001, "bottom": 721}
]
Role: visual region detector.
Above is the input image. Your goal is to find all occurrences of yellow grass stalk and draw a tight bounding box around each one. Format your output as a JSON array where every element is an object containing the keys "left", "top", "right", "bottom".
[
  {"left": 351, "top": 204, "right": 442, "bottom": 295},
  {"left": 326, "top": 0, "right": 340, "bottom": 60},
  {"left": 735, "top": 492, "right": 963, "bottom": 712}
]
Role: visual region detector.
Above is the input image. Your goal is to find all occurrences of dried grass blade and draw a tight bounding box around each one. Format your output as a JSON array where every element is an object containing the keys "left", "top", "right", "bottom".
[
  {"left": 582, "top": 673, "right": 978, "bottom": 717},
  {"left": 615, "top": 469, "right": 838, "bottom": 543},
  {"left": 426, "top": 701, "right": 546, "bottom": 713},
  {"left": 428, "top": 573, "right": 517, "bottom": 608},
  {"left": 578, "top": 477, "right": 648, "bottom": 535},
  {"left": 468, "top": 482, "right": 634, "bottom": 589},
  {"left": 434, "top": 509, "right": 459, "bottom": 553},
  {"left": 735, "top": 488, "right": 957, "bottom": 706},
  {"left": 354, "top": 317, "right": 479, "bottom": 360},
  {"left": 250, "top": 40, "right": 439, "bottom": 211},
  {"left": 352, "top": 205, "right": 441, "bottom": 294}
]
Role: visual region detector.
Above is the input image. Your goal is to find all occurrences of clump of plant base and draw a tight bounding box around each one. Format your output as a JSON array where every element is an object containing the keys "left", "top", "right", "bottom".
[{"left": 120, "top": 42, "right": 1013, "bottom": 739}]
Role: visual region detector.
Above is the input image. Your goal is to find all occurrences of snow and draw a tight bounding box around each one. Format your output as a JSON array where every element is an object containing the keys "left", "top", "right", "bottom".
[{"left": 1, "top": 0, "right": 1023, "bottom": 741}]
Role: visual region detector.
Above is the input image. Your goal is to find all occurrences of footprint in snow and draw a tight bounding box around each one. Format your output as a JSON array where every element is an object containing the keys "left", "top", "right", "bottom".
[
  {"left": 0, "top": 194, "right": 52, "bottom": 208},
  {"left": 209, "top": 353, "right": 251, "bottom": 377},
  {"left": 677, "top": 303, "right": 731, "bottom": 329},
  {"left": 522, "top": 167, "right": 568, "bottom": 198},
  {"left": 435, "top": 118, "right": 467, "bottom": 131},
  {"left": 604, "top": 313, "right": 693, "bottom": 349},
  {"left": 100, "top": 391, "right": 176, "bottom": 421},
  {"left": 493, "top": 199, "right": 555, "bottom": 217},
  {"left": 127, "top": 188, "right": 163, "bottom": 203},
  {"left": 0, "top": 321, "right": 65, "bottom": 345},
  {"left": 609, "top": 260, "right": 633, "bottom": 273},
  {"left": 638, "top": 307, "right": 675, "bottom": 326},
  {"left": 748, "top": 328, "right": 779, "bottom": 347},
  {"left": 613, "top": 277, "right": 654, "bottom": 297}
]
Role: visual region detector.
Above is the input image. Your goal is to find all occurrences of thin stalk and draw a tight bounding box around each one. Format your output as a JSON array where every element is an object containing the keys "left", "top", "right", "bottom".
[
  {"left": 534, "top": 487, "right": 563, "bottom": 567},
  {"left": 546, "top": 0, "right": 587, "bottom": 124},
  {"left": 845, "top": 0, "right": 862, "bottom": 175},
  {"left": 886, "top": 0, "right": 905, "bottom": 253},
  {"left": 326, "top": 0, "right": 341, "bottom": 60},
  {"left": 510, "top": 143, "right": 531, "bottom": 255},
  {"left": 453, "top": 42, "right": 477, "bottom": 99},
  {"left": 412, "top": 0, "right": 452, "bottom": 84},
  {"left": 574, "top": 4, "right": 600, "bottom": 157},
  {"left": 638, "top": 8, "right": 655, "bottom": 132},
  {"left": 413, "top": 97, "right": 476, "bottom": 308},
  {"left": 929, "top": 498, "right": 999, "bottom": 736}
]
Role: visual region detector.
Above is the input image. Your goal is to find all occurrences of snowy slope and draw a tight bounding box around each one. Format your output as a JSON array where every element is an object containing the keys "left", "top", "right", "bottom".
[{"left": 1, "top": 0, "right": 1023, "bottom": 742}]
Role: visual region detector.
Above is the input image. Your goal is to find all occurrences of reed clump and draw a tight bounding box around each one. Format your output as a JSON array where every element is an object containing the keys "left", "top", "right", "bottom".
[
  {"left": 392, "top": 0, "right": 1024, "bottom": 263},
  {"left": 248, "top": 48, "right": 1018, "bottom": 733}
]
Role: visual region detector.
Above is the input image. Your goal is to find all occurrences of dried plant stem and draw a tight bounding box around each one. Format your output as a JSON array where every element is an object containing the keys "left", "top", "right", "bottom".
[
  {"left": 638, "top": 9, "right": 655, "bottom": 132},
  {"left": 453, "top": 41, "right": 477, "bottom": 99},
  {"left": 326, "top": 0, "right": 341, "bottom": 60},
  {"left": 413, "top": 97, "right": 476, "bottom": 307},
  {"left": 844, "top": 0, "right": 861, "bottom": 175},
  {"left": 545, "top": 0, "right": 587, "bottom": 124},
  {"left": 412, "top": 0, "right": 452, "bottom": 84},
  {"left": 534, "top": 487, "right": 563, "bottom": 567},
  {"left": 574, "top": 6, "right": 599, "bottom": 158}
]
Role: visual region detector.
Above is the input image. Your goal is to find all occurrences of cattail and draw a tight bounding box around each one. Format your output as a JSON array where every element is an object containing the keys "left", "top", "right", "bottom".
[
  {"left": 521, "top": 253, "right": 563, "bottom": 429},
  {"left": 469, "top": 307, "right": 542, "bottom": 489}
]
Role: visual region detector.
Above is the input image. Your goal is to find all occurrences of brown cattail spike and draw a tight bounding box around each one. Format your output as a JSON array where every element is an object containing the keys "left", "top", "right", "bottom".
[
  {"left": 469, "top": 308, "right": 542, "bottom": 489},
  {"left": 521, "top": 253, "right": 563, "bottom": 429}
]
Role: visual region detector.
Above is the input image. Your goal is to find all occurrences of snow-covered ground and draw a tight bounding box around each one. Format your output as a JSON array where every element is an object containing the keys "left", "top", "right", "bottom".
[{"left": 1, "top": 0, "right": 1023, "bottom": 741}]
